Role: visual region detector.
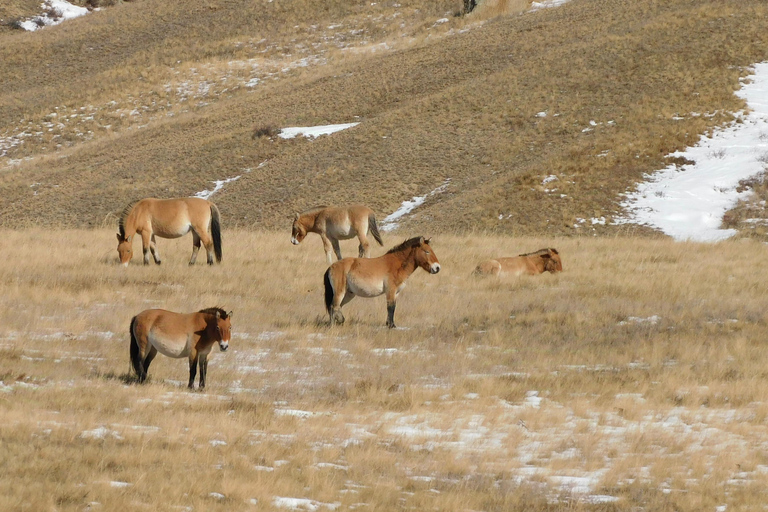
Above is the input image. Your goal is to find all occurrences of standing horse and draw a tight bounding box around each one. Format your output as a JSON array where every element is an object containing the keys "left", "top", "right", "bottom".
[
  {"left": 473, "top": 248, "right": 562, "bottom": 277},
  {"left": 291, "top": 205, "right": 383, "bottom": 264},
  {"left": 324, "top": 236, "right": 440, "bottom": 328},
  {"left": 129, "top": 307, "right": 232, "bottom": 390},
  {"left": 116, "top": 197, "right": 222, "bottom": 266}
]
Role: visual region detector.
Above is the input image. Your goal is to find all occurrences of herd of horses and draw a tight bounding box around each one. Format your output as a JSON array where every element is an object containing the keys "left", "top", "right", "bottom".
[{"left": 117, "top": 198, "right": 562, "bottom": 388}]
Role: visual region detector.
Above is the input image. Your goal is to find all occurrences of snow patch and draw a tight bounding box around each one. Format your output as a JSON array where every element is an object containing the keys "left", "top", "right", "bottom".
[
  {"left": 380, "top": 179, "right": 451, "bottom": 231},
  {"left": 278, "top": 123, "right": 359, "bottom": 140},
  {"left": 194, "top": 176, "right": 240, "bottom": 200},
  {"left": 619, "top": 62, "right": 768, "bottom": 241},
  {"left": 19, "top": 1, "right": 89, "bottom": 31}
]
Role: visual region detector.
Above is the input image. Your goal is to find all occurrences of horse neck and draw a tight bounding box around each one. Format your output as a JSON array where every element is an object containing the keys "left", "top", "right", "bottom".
[
  {"left": 196, "top": 313, "right": 218, "bottom": 344},
  {"left": 389, "top": 248, "right": 419, "bottom": 277},
  {"left": 122, "top": 206, "right": 142, "bottom": 236},
  {"left": 300, "top": 211, "right": 321, "bottom": 231}
]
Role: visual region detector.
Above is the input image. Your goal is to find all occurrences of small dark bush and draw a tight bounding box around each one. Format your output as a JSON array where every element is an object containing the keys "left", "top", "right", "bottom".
[{"left": 252, "top": 125, "right": 281, "bottom": 140}]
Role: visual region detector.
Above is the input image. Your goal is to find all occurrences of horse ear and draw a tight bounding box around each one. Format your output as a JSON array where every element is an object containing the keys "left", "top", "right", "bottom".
[
  {"left": 418, "top": 236, "right": 425, "bottom": 244},
  {"left": 116, "top": 233, "right": 122, "bottom": 242},
  {"left": 425, "top": 237, "right": 432, "bottom": 245},
  {"left": 541, "top": 253, "right": 552, "bottom": 259},
  {"left": 127, "top": 235, "right": 133, "bottom": 242},
  {"left": 215, "top": 310, "right": 220, "bottom": 319},
  {"left": 294, "top": 212, "right": 300, "bottom": 221},
  {"left": 227, "top": 310, "right": 233, "bottom": 319}
]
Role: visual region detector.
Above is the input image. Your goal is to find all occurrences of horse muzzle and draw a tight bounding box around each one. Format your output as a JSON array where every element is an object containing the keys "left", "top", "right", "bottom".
[
  {"left": 430, "top": 263, "right": 441, "bottom": 274},
  {"left": 291, "top": 238, "right": 299, "bottom": 245},
  {"left": 219, "top": 342, "right": 229, "bottom": 352}
]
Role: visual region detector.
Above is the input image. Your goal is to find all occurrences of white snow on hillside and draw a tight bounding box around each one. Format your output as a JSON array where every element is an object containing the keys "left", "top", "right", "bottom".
[
  {"left": 19, "top": 0, "right": 89, "bottom": 31},
  {"left": 619, "top": 62, "right": 768, "bottom": 241},
  {"left": 380, "top": 179, "right": 450, "bottom": 232},
  {"left": 194, "top": 176, "right": 240, "bottom": 200},
  {"left": 278, "top": 123, "right": 359, "bottom": 140}
]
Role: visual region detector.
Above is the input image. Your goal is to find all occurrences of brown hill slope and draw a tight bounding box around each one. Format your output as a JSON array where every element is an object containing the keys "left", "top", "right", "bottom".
[{"left": 1, "top": 0, "right": 767, "bottom": 235}]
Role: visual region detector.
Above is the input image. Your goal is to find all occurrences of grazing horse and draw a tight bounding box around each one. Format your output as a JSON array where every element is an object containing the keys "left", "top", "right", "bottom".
[
  {"left": 116, "top": 197, "right": 222, "bottom": 266},
  {"left": 129, "top": 307, "right": 232, "bottom": 390},
  {"left": 324, "top": 236, "right": 440, "bottom": 328},
  {"left": 291, "top": 205, "right": 383, "bottom": 264},
  {"left": 473, "top": 248, "right": 562, "bottom": 277}
]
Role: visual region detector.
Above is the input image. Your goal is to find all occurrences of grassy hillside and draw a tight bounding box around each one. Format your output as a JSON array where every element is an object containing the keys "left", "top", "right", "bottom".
[{"left": 1, "top": 0, "right": 768, "bottom": 236}]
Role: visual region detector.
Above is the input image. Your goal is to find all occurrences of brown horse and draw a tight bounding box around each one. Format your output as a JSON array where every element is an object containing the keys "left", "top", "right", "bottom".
[
  {"left": 291, "top": 205, "right": 383, "bottom": 264},
  {"left": 116, "top": 197, "right": 222, "bottom": 266},
  {"left": 474, "top": 248, "right": 562, "bottom": 277},
  {"left": 129, "top": 307, "right": 232, "bottom": 390},
  {"left": 324, "top": 236, "right": 440, "bottom": 328}
]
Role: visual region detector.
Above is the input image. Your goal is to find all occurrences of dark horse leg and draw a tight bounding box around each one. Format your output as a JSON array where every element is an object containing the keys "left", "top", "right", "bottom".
[
  {"left": 198, "top": 355, "right": 208, "bottom": 390},
  {"left": 143, "top": 346, "right": 158, "bottom": 376},
  {"left": 331, "top": 238, "right": 343, "bottom": 261},
  {"left": 188, "top": 353, "right": 199, "bottom": 389},
  {"left": 149, "top": 235, "right": 161, "bottom": 264},
  {"left": 386, "top": 302, "right": 397, "bottom": 329},
  {"left": 190, "top": 232, "right": 202, "bottom": 265}
]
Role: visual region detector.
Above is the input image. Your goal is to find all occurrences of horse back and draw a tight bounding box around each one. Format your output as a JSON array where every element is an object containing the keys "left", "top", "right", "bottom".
[{"left": 145, "top": 198, "right": 213, "bottom": 235}]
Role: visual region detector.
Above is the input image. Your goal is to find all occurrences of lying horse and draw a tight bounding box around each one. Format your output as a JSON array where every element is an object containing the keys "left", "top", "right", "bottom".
[
  {"left": 324, "top": 236, "right": 440, "bottom": 328},
  {"left": 129, "top": 307, "right": 232, "bottom": 390},
  {"left": 291, "top": 205, "right": 383, "bottom": 264},
  {"left": 474, "top": 248, "right": 562, "bottom": 277},
  {"left": 116, "top": 197, "right": 222, "bottom": 266}
]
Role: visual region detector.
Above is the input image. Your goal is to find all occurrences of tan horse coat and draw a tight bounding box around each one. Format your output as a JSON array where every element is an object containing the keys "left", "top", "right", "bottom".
[
  {"left": 117, "top": 197, "right": 222, "bottom": 266},
  {"left": 130, "top": 308, "right": 232, "bottom": 389},
  {"left": 324, "top": 236, "right": 440, "bottom": 328},
  {"left": 292, "top": 205, "right": 383, "bottom": 264},
  {"left": 474, "top": 248, "right": 563, "bottom": 277}
]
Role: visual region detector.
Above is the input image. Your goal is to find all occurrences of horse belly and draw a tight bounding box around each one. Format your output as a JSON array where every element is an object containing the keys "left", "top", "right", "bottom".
[
  {"left": 347, "top": 275, "right": 384, "bottom": 298},
  {"left": 152, "top": 221, "right": 191, "bottom": 239},
  {"left": 148, "top": 331, "right": 190, "bottom": 358},
  {"left": 326, "top": 219, "right": 354, "bottom": 239}
]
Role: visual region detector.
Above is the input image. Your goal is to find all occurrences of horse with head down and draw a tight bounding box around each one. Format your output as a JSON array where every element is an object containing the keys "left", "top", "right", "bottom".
[{"left": 474, "top": 248, "right": 562, "bottom": 277}]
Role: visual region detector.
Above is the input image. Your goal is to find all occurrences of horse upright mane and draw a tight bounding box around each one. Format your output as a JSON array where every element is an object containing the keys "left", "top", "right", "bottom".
[
  {"left": 118, "top": 199, "right": 139, "bottom": 237},
  {"left": 300, "top": 205, "right": 329, "bottom": 216},
  {"left": 519, "top": 248, "right": 558, "bottom": 257},
  {"left": 199, "top": 307, "right": 229, "bottom": 319},
  {"left": 386, "top": 236, "right": 425, "bottom": 254}
]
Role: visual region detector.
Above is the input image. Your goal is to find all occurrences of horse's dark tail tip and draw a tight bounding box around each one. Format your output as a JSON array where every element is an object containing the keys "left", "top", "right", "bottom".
[
  {"left": 211, "top": 204, "right": 223, "bottom": 262},
  {"left": 323, "top": 268, "right": 334, "bottom": 317},
  {"left": 369, "top": 214, "right": 383, "bottom": 246}
]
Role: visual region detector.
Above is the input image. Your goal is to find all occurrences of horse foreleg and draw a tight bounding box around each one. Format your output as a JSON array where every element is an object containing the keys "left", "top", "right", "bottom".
[
  {"left": 385, "top": 289, "right": 397, "bottom": 328},
  {"left": 331, "top": 238, "right": 343, "bottom": 261},
  {"left": 189, "top": 232, "right": 202, "bottom": 265},
  {"left": 199, "top": 355, "right": 208, "bottom": 390},
  {"left": 320, "top": 234, "right": 334, "bottom": 265},
  {"left": 141, "top": 231, "right": 152, "bottom": 265},
  {"left": 149, "top": 235, "right": 161, "bottom": 264},
  {"left": 188, "top": 351, "right": 199, "bottom": 389}
]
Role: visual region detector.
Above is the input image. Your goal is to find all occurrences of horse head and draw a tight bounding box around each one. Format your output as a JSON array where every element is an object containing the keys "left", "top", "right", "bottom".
[
  {"left": 211, "top": 310, "right": 232, "bottom": 352},
  {"left": 116, "top": 232, "right": 133, "bottom": 266},
  {"left": 291, "top": 213, "right": 307, "bottom": 245},
  {"left": 542, "top": 249, "right": 563, "bottom": 273},
  {"left": 415, "top": 237, "right": 441, "bottom": 274}
]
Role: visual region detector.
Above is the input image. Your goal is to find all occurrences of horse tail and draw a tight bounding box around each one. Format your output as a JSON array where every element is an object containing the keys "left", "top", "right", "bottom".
[
  {"left": 210, "top": 203, "right": 223, "bottom": 263},
  {"left": 129, "top": 316, "right": 144, "bottom": 380},
  {"left": 368, "top": 213, "right": 383, "bottom": 246},
  {"left": 324, "top": 267, "right": 334, "bottom": 316}
]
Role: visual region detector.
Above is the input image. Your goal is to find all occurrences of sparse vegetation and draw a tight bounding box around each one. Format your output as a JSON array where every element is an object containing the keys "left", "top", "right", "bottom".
[
  {"left": 1, "top": 230, "right": 768, "bottom": 510},
  {"left": 1, "top": 0, "right": 767, "bottom": 234}
]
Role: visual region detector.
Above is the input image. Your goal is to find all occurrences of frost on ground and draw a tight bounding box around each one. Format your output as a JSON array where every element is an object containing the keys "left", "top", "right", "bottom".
[{"left": 619, "top": 62, "right": 768, "bottom": 241}]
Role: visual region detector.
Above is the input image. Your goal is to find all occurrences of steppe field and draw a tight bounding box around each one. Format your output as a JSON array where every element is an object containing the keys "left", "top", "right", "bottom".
[
  {"left": 4, "top": 0, "right": 768, "bottom": 511},
  {"left": 2, "top": 230, "right": 768, "bottom": 511}
]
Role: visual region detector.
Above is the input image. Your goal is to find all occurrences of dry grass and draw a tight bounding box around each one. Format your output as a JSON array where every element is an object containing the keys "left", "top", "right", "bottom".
[
  {"left": 2, "top": 229, "right": 768, "bottom": 510},
  {"left": 1, "top": 0, "right": 768, "bottom": 234}
]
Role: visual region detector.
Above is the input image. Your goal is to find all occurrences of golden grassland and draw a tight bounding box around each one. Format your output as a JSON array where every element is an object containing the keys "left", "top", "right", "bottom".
[
  {"left": 1, "top": 0, "right": 768, "bottom": 236},
  {"left": 3, "top": 229, "right": 768, "bottom": 511}
]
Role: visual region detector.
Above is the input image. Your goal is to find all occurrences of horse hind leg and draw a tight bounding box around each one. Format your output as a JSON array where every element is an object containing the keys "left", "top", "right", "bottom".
[
  {"left": 196, "top": 230, "right": 216, "bottom": 265},
  {"left": 189, "top": 232, "right": 202, "bottom": 265},
  {"left": 141, "top": 230, "right": 152, "bottom": 265},
  {"left": 331, "top": 238, "right": 343, "bottom": 261},
  {"left": 143, "top": 346, "right": 158, "bottom": 376}
]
